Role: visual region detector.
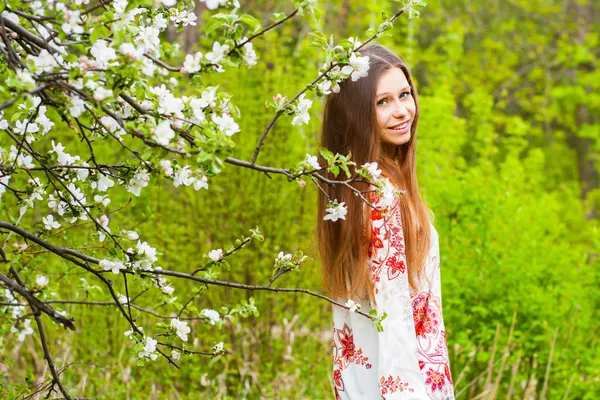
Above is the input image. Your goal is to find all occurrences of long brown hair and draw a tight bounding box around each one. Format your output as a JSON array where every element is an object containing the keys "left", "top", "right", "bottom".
[{"left": 317, "top": 44, "right": 431, "bottom": 302}]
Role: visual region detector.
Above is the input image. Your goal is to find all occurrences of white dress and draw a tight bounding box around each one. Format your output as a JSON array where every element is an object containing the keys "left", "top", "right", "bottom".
[{"left": 331, "top": 190, "right": 455, "bottom": 399}]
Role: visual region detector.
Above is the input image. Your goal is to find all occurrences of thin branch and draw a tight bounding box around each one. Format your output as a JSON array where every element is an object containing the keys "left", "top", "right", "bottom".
[
  {"left": 0, "top": 271, "right": 76, "bottom": 330},
  {"left": 33, "top": 313, "right": 72, "bottom": 400},
  {"left": 0, "top": 15, "right": 61, "bottom": 54},
  {"left": 231, "top": 9, "right": 299, "bottom": 53}
]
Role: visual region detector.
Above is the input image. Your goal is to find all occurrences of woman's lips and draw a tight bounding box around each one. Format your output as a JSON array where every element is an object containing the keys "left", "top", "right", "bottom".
[{"left": 388, "top": 120, "right": 410, "bottom": 134}]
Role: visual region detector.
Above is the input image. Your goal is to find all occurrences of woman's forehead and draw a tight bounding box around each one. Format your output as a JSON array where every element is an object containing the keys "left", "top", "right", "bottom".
[{"left": 376, "top": 68, "right": 409, "bottom": 93}]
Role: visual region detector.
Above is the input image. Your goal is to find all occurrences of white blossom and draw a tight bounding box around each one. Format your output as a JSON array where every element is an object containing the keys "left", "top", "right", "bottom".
[
  {"left": 76, "top": 168, "right": 90, "bottom": 185},
  {"left": 341, "top": 53, "right": 370, "bottom": 82},
  {"left": 69, "top": 97, "right": 85, "bottom": 117},
  {"left": 154, "top": 120, "right": 175, "bottom": 146},
  {"left": 182, "top": 52, "right": 202, "bottom": 74},
  {"left": 345, "top": 299, "right": 360, "bottom": 313},
  {"left": 92, "top": 174, "right": 115, "bottom": 192},
  {"left": 171, "top": 350, "right": 181, "bottom": 360},
  {"left": 137, "top": 57, "right": 155, "bottom": 76},
  {"left": 138, "top": 336, "right": 158, "bottom": 360},
  {"left": 66, "top": 182, "right": 86, "bottom": 205},
  {"left": 62, "top": 10, "right": 84, "bottom": 35},
  {"left": 36, "top": 275, "right": 49, "bottom": 287},
  {"left": 42, "top": 214, "right": 61, "bottom": 230},
  {"left": 0, "top": 111, "right": 8, "bottom": 129},
  {"left": 193, "top": 175, "right": 208, "bottom": 191},
  {"left": 152, "top": 13, "right": 168, "bottom": 31},
  {"left": 100, "top": 116, "right": 125, "bottom": 139},
  {"left": 97, "top": 214, "right": 111, "bottom": 242},
  {"left": 8, "top": 145, "right": 34, "bottom": 169},
  {"left": 93, "top": 86, "right": 113, "bottom": 102},
  {"left": 171, "top": 9, "right": 197, "bottom": 27},
  {"left": 30, "top": 1, "right": 44, "bottom": 15},
  {"left": 170, "top": 318, "right": 191, "bottom": 342},
  {"left": 122, "top": 230, "right": 139, "bottom": 240},
  {"left": 212, "top": 341, "right": 224, "bottom": 353},
  {"left": 200, "top": 309, "right": 221, "bottom": 325},
  {"left": 159, "top": 159, "right": 173, "bottom": 177},
  {"left": 364, "top": 162, "right": 382, "bottom": 179},
  {"left": 157, "top": 93, "right": 184, "bottom": 116},
  {"left": 135, "top": 240, "right": 158, "bottom": 269},
  {"left": 208, "top": 249, "right": 223, "bottom": 262},
  {"left": 0, "top": 175, "right": 11, "bottom": 199},
  {"left": 99, "top": 259, "right": 125, "bottom": 274},
  {"left": 173, "top": 165, "right": 193, "bottom": 187},
  {"left": 126, "top": 168, "right": 150, "bottom": 197},
  {"left": 90, "top": 40, "right": 117, "bottom": 67},
  {"left": 241, "top": 37, "right": 257, "bottom": 66},
  {"left": 27, "top": 49, "right": 63, "bottom": 74},
  {"left": 317, "top": 79, "right": 333, "bottom": 95},
  {"left": 211, "top": 113, "right": 240, "bottom": 136},
  {"left": 201, "top": 0, "right": 228, "bottom": 10},
  {"left": 276, "top": 251, "right": 293, "bottom": 263},
  {"left": 324, "top": 201, "right": 347, "bottom": 222},
  {"left": 14, "top": 120, "right": 39, "bottom": 144},
  {"left": 94, "top": 194, "right": 111, "bottom": 207},
  {"left": 304, "top": 154, "right": 321, "bottom": 170},
  {"left": 135, "top": 25, "right": 160, "bottom": 55},
  {"left": 291, "top": 94, "right": 312, "bottom": 126},
  {"left": 205, "top": 41, "right": 229, "bottom": 65},
  {"left": 36, "top": 106, "right": 54, "bottom": 134},
  {"left": 113, "top": 0, "right": 128, "bottom": 14},
  {"left": 11, "top": 319, "right": 34, "bottom": 342},
  {"left": 188, "top": 98, "right": 206, "bottom": 123},
  {"left": 160, "top": 284, "right": 174, "bottom": 295},
  {"left": 378, "top": 177, "right": 397, "bottom": 209},
  {"left": 119, "top": 42, "right": 144, "bottom": 60}
]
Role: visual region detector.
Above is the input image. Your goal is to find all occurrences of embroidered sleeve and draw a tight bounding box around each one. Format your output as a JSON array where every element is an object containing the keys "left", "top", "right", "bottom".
[{"left": 368, "top": 193, "right": 428, "bottom": 399}]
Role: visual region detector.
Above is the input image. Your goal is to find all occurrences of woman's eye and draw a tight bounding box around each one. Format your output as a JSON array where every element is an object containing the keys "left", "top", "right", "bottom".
[
  {"left": 400, "top": 91, "right": 411, "bottom": 99},
  {"left": 377, "top": 98, "right": 388, "bottom": 106}
]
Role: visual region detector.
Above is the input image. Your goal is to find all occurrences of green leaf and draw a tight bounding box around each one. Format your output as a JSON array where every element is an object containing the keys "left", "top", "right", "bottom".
[
  {"left": 270, "top": 12, "right": 287, "bottom": 22},
  {"left": 204, "top": 18, "right": 222, "bottom": 35},
  {"left": 239, "top": 14, "right": 261, "bottom": 32},
  {"left": 90, "top": 25, "right": 110, "bottom": 43}
]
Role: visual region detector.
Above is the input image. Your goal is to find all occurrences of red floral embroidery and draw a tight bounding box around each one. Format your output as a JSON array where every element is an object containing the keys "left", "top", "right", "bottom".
[
  {"left": 334, "top": 369, "right": 344, "bottom": 392},
  {"left": 445, "top": 364, "right": 453, "bottom": 386},
  {"left": 334, "top": 386, "right": 342, "bottom": 400},
  {"left": 338, "top": 325, "right": 356, "bottom": 361},
  {"left": 370, "top": 225, "right": 383, "bottom": 254},
  {"left": 334, "top": 324, "right": 372, "bottom": 370},
  {"left": 372, "top": 207, "right": 385, "bottom": 221},
  {"left": 425, "top": 368, "right": 446, "bottom": 392},
  {"left": 379, "top": 375, "right": 415, "bottom": 395},
  {"left": 386, "top": 254, "right": 406, "bottom": 280},
  {"left": 412, "top": 292, "right": 440, "bottom": 338}
]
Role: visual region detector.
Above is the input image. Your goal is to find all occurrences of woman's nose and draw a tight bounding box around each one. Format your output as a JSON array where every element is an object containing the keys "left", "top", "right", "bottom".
[{"left": 392, "top": 101, "right": 407, "bottom": 118}]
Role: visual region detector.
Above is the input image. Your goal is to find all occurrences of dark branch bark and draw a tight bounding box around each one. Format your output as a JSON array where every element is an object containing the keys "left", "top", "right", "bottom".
[{"left": 0, "top": 272, "right": 76, "bottom": 330}]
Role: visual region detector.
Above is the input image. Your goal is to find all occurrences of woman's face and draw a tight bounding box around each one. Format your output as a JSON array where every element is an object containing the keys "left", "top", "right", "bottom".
[{"left": 375, "top": 67, "right": 416, "bottom": 153}]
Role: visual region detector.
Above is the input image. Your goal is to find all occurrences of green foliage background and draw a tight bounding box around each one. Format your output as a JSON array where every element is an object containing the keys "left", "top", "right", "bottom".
[{"left": 1, "top": 0, "right": 599, "bottom": 399}]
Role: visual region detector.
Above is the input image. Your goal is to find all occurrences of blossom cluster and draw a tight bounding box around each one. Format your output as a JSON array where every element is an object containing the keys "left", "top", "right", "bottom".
[{"left": 322, "top": 161, "right": 400, "bottom": 222}]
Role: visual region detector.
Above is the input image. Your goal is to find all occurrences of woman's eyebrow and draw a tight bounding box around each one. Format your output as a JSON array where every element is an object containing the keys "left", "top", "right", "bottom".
[{"left": 376, "top": 87, "right": 411, "bottom": 97}]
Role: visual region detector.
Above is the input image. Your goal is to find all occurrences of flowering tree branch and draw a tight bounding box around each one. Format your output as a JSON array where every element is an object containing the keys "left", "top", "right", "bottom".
[{"left": 0, "top": 0, "right": 425, "bottom": 396}]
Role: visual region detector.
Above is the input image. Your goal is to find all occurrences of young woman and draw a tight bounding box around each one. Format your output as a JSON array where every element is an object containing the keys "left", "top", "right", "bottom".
[{"left": 317, "top": 44, "right": 455, "bottom": 399}]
